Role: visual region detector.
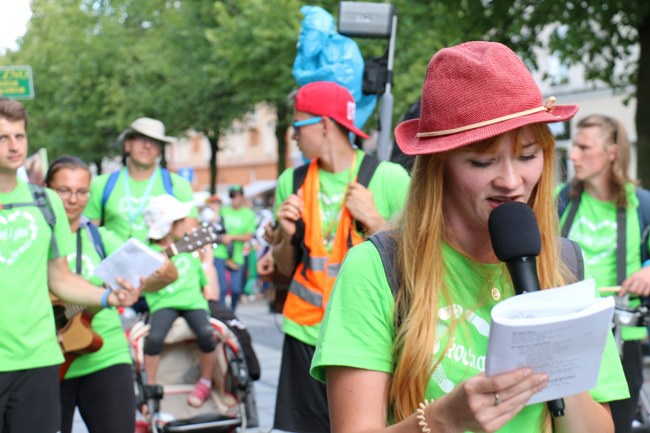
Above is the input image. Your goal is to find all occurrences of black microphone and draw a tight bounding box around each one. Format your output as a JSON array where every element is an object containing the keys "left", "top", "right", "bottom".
[{"left": 488, "top": 201, "right": 565, "bottom": 418}]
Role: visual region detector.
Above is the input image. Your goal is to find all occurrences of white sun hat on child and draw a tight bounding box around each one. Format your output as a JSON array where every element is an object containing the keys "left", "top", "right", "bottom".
[{"left": 144, "top": 194, "right": 193, "bottom": 240}]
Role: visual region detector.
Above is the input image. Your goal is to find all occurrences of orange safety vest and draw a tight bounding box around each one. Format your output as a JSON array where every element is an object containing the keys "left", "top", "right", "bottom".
[{"left": 282, "top": 158, "right": 365, "bottom": 326}]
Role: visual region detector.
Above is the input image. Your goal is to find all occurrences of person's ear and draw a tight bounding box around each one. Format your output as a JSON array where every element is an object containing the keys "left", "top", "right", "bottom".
[
  {"left": 321, "top": 117, "right": 331, "bottom": 136},
  {"left": 123, "top": 139, "right": 132, "bottom": 154},
  {"left": 608, "top": 144, "right": 618, "bottom": 162}
]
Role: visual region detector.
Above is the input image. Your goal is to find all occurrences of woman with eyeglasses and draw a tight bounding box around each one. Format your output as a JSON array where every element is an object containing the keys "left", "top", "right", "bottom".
[{"left": 44, "top": 156, "right": 177, "bottom": 433}]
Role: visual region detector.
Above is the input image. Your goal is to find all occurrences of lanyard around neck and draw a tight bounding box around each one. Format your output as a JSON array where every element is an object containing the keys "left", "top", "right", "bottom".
[
  {"left": 322, "top": 152, "right": 358, "bottom": 242},
  {"left": 123, "top": 167, "right": 159, "bottom": 225}
]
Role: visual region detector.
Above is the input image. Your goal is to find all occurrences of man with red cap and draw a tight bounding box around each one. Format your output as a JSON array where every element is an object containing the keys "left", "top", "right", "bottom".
[{"left": 271, "top": 81, "right": 410, "bottom": 433}]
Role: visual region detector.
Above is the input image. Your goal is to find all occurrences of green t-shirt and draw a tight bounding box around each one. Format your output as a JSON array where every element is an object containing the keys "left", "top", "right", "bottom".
[
  {"left": 311, "top": 241, "right": 629, "bottom": 433},
  {"left": 144, "top": 250, "right": 208, "bottom": 313},
  {"left": 213, "top": 206, "right": 256, "bottom": 265},
  {"left": 84, "top": 167, "right": 197, "bottom": 242},
  {"left": 274, "top": 151, "right": 410, "bottom": 346},
  {"left": 559, "top": 183, "right": 647, "bottom": 340},
  {"left": 0, "top": 181, "right": 74, "bottom": 372},
  {"left": 64, "top": 225, "right": 132, "bottom": 379}
]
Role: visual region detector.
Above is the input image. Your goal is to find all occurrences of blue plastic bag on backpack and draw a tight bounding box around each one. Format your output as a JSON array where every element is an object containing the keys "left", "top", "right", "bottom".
[{"left": 292, "top": 5, "right": 377, "bottom": 130}]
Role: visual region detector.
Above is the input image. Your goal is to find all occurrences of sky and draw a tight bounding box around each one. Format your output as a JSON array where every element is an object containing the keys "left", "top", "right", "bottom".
[{"left": 0, "top": 0, "right": 33, "bottom": 53}]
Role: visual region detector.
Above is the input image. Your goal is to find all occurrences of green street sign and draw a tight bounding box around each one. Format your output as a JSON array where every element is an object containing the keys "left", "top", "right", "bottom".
[{"left": 0, "top": 66, "right": 34, "bottom": 99}]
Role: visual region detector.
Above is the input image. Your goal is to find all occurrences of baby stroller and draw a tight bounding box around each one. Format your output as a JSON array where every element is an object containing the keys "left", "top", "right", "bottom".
[{"left": 129, "top": 315, "right": 254, "bottom": 433}]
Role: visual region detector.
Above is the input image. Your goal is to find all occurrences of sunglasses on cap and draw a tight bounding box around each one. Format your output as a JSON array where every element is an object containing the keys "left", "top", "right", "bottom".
[{"left": 292, "top": 116, "right": 323, "bottom": 131}]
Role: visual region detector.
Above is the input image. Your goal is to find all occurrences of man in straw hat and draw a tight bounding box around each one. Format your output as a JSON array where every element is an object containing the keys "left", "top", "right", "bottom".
[
  {"left": 311, "top": 42, "right": 628, "bottom": 433},
  {"left": 271, "top": 81, "right": 410, "bottom": 433},
  {"left": 85, "top": 117, "right": 198, "bottom": 242}
]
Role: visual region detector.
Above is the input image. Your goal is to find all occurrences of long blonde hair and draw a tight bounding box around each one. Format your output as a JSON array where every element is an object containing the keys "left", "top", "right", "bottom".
[
  {"left": 390, "top": 123, "right": 572, "bottom": 420},
  {"left": 569, "top": 114, "right": 634, "bottom": 208}
]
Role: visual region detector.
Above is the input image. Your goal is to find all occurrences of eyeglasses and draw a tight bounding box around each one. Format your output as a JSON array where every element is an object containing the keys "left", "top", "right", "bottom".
[
  {"left": 292, "top": 116, "right": 323, "bottom": 132},
  {"left": 54, "top": 188, "right": 90, "bottom": 200},
  {"left": 129, "top": 134, "right": 165, "bottom": 147}
]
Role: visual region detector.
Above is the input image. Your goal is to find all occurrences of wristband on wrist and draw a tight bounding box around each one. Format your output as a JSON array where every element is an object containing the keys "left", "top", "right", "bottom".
[{"left": 100, "top": 288, "right": 112, "bottom": 308}]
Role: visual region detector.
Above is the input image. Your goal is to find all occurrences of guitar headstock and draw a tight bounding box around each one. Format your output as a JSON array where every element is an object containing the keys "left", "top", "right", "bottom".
[{"left": 167, "top": 223, "right": 224, "bottom": 257}]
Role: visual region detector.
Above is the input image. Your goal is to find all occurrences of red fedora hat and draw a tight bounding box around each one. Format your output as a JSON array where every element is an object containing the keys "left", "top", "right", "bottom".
[{"left": 395, "top": 41, "right": 578, "bottom": 155}]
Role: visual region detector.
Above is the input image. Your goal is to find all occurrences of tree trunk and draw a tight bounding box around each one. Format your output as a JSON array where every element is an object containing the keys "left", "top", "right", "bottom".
[
  {"left": 636, "top": 13, "right": 650, "bottom": 187},
  {"left": 208, "top": 133, "right": 220, "bottom": 195},
  {"left": 94, "top": 159, "right": 103, "bottom": 175}
]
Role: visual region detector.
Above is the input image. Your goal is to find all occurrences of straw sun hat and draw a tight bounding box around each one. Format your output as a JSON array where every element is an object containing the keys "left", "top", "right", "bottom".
[
  {"left": 120, "top": 117, "right": 175, "bottom": 145},
  {"left": 395, "top": 41, "right": 578, "bottom": 155}
]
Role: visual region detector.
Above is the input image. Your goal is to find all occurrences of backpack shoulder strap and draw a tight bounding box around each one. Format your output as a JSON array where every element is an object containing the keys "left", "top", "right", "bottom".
[
  {"left": 356, "top": 154, "right": 380, "bottom": 187},
  {"left": 557, "top": 184, "right": 571, "bottom": 218},
  {"left": 355, "top": 154, "right": 380, "bottom": 233},
  {"left": 29, "top": 183, "right": 59, "bottom": 257},
  {"left": 161, "top": 168, "right": 174, "bottom": 196},
  {"left": 559, "top": 186, "right": 581, "bottom": 238},
  {"left": 80, "top": 217, "right": 106, "bottom": 260},
  {"left": 636, "top": 187, "right": 650, "bottom": 263},
  {"left": 100, "top": 170, "right": 121, "bottom": 226},
  {"left": 559, "top": 237, "right": 584, "bottom": 282},
  {"left": 292, "top": 163, "right": 310, "bottom": 194},
  {"left": 288, "top": 163, "right": 311, "bottom": 276},
  {"left": 367, "top": 230, "right": 400, "bottom": 296}
]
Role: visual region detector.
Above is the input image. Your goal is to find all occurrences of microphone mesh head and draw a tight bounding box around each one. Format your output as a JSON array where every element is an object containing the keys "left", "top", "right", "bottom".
[{"left": 488, "top": 202, "right": 541, "bottom": 261}]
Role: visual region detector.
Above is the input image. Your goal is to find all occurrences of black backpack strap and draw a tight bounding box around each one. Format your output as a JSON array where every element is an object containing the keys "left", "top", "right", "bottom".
[
  {"left": 356, "top": 154, "right": 380, "bottom": 187},
  {"left": 557, "top": 184, "right": 571, "bottom": 218},
  {"left": 287, "top": 163, "right": 311, "bottom": 276},
  {"left": 559, "top": 237, "right": 584, "bottom": 282},
  {"left": 560, "top": 190, "right": 581, "bottom": 238},
  {"left": 292, "top": 163, "right": 309, "bottom": 194},
  {"left": 367, "top": 230, "right": 400, "bottom": 296},
  {"left": 636, "top": 188, "right": 650, "bottom": 263},
  {"left": 355, "top": 154, "right": 381, "bottom": 234}
]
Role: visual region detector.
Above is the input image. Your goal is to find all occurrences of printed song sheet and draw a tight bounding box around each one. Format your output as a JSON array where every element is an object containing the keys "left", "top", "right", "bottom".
[
  {"left": 485, "top": 279, "right": 615, "bottom": 404},
  {"left": 95, "top": 237, "right": 165, "bottom": 289}
]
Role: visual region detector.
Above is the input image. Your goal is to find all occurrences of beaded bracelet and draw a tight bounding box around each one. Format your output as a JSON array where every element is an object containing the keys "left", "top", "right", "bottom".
[
  {"left": 100, "top": 288, "right": 112, "bottom": 308},
  {"left": 416, "top": 399, "right": 431, "bottom": 433}
]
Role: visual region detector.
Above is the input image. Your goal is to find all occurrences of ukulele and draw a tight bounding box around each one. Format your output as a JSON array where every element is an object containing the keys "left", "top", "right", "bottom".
[{"left": 55, "top": 223, "right": 224, "bottom": 380}]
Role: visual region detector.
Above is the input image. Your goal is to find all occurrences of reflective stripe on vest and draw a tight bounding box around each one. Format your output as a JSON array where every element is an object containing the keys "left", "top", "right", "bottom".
[
  {"left": 282, "top": 158, "right": 365, "bottom": 326},
  {"left": 288, "top": 279, "right": 323, "bottom": 308}
]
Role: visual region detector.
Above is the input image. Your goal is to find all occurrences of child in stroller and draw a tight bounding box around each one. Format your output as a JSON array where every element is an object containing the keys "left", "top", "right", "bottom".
[
  {"left": 141, "top": 195, "right": 218, "bottom": 407},
  {"left": 129, "top": 194, "right": 257, "bottom": 432}
]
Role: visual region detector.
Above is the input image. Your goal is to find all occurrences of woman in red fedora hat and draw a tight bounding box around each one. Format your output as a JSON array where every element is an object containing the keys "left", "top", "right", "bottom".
[{"left": 310, "top": 41, "right": 628, "bottom": 433}]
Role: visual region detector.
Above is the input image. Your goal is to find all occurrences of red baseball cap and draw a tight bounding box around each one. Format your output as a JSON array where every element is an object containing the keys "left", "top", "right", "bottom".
[{"left": 295, "top": 81, "right": 369, "bottom": 139}]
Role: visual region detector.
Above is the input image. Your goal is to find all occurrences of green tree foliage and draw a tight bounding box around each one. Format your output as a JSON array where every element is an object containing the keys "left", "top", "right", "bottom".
[
  {"left": 4, "top": 0, "right": 650, "bottom": 185},
  {"left": 208, "top": 0, "right": 304, "bottom": 173},
  {"left": 430, "top": 0, "right": 650, "bottom": 184}
]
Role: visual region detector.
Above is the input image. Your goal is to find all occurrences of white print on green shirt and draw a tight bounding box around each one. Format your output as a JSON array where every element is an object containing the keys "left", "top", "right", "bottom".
[
  {"left": 431, "top": 304, "right": 490, "bottom": 392},
  {"left": 0, "top": 210, "right": 38, "bottom": 265},
  {"left": 569, "top": 216, "right": 617, "bottom": 265},
  {"left": 163, "top": 255, "right": 191, "bottom": 294},
  {"left": 66, "top": 252, "right": 96, "bottom": 279},
  {"left": 118, "top": 196, "right": 148, "bottom": 232}
]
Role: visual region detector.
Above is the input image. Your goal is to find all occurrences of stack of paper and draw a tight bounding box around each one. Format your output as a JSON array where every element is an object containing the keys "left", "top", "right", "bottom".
[{"left": 485, "top": 279, "right": 615, "bottom": 404}]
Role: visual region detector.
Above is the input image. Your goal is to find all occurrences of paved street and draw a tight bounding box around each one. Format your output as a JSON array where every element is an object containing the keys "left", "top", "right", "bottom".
[{"left": 73, "top": 298, "right": 284, "bottom": 433}]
